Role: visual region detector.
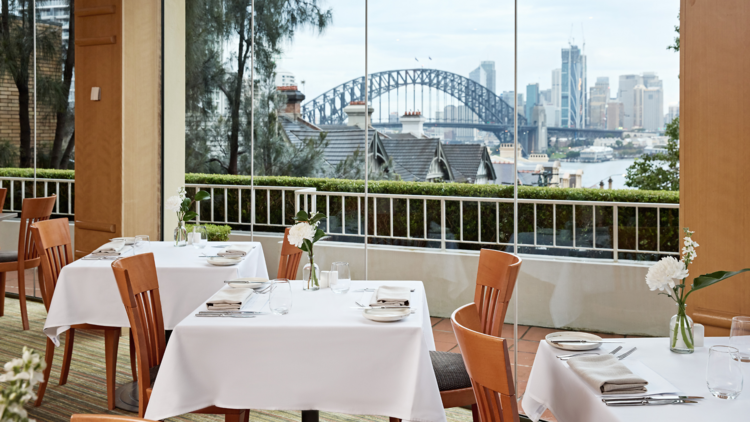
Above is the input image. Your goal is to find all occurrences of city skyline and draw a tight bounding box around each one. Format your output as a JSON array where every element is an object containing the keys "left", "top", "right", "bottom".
[{"left": 278, "top": 0, "right": 679, "bottom": 115}]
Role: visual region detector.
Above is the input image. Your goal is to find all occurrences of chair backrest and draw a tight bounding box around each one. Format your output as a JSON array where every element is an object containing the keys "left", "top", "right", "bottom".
[
  {"left": 111, "top": 253, "right": 166, "bottom": 416},
  {"left": 0, "top": 187, "right": 6, "bottom": 211},
  {"left": 71, "top": 415, "right": 157, "bottom": 422},
  {"left": 452, "top": 303, "right": 518, "bottom": 422},
  {"left": 30, "top": 218, "right": 73, "bottom": 312},
  {"left": 277, "top": 227, "right": 303, "bottom": 279},
  {"left": 17, "top": 195, "right": 57, "bottom": 264},
  {"left": 474, "top": 249, "right": 522, "bottom": 336}
]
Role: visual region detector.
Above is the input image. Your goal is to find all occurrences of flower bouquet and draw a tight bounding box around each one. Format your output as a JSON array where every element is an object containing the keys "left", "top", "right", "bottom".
[
  {"left": 0, "top": 347, "right": 45, "bottom": 422},
  {"left": 166, "top": 187, "right": 211, "bottom": 247},
  {"left": 646, "top": 228, "right": 749, "bottom": 353},
  {"left": 288, "top": 210, "right": 326, "bottom": 290}
]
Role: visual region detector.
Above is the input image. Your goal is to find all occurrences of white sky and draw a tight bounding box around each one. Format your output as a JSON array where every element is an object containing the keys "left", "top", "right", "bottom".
[{"left": 277, "top": 0, "right": 680, "bottom": 114}]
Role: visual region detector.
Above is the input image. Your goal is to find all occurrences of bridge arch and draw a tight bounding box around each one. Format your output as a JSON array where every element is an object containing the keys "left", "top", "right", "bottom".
[{"left": 300, "top": 69, "right": 528, "bottom": 132}]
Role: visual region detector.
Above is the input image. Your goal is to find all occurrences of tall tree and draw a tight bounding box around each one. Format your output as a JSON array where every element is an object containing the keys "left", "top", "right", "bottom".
[
  {"left": 186, "top": 0, "right": 332, "bottom": 174},
  {"left": 0, "top": 0, "right": 64, "bottom": 168},
  {"left": 48, "top": 0, "right": 75, "bottom": 169},
  {"left": 624, "top": 117, "right": 679, "bottom": 191}
]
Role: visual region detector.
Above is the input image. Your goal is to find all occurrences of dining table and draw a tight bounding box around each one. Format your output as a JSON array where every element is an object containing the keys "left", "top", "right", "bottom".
[
  {"left": 522, "top": 337, "right": 750, "bottom": 422},
  {"left": 43, "top": 241, "right": 268, "bottom": 346},
  {"left": 143, "top": 280, "right": 446, "bottom": 422},
  {"left": 0, "top": 212, "right": 18, "bottom": 220}
]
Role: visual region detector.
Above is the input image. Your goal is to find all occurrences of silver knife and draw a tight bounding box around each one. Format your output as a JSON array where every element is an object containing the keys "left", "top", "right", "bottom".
[
  {"left": 552, "top": 339, "right": 624, "bottom": 344},
  {"left": 195, "top": 313, "right": 256, "bottom": 318},
  {"left": 198, "top": 310, "right": 266, "bottom": 314},
  {"left": 616, "top": 347, "right": 637, "bottom": 360},
  {"left": 604, "top": 395, "right": 703, "bottom": 402},
  {"left": 604, "top": 399, "right": 698, "bottom": 406}
]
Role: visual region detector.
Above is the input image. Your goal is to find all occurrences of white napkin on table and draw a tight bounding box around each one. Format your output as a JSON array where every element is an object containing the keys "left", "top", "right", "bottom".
[
  {"left": 370, "top": 286, "right": 411, "bottom": 308},
  {"left": 205, "top": 287, "right": 254, "bottom": 311},
  {"left": 218, "top": 244, "right": 254, "bottom": 258},
  {"left": 92, "top": 241, "right": 126, "bottom": 257},
  {"left": 567, "top": 354, "right": 648, "bottom": 395}
]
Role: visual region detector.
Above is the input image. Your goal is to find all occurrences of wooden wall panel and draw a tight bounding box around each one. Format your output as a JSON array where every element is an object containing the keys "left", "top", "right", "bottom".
[
  {"left": 681, "top": 0, "right": 750, "bottom": 335},
  {"left": 74, "top": 0, "right": 123, "bottom": 257}
]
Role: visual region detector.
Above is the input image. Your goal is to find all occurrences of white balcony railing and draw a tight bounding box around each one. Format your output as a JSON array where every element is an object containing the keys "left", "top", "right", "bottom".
[{"left": 0, "top": 176, "right": 75, "bottom": 216}]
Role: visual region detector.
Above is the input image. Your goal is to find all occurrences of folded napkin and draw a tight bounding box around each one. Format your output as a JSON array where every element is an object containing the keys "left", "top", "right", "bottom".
[
  {"left": 205, "top": 287, "right": 254, "bottom": 311},
  {"left": 218, "top": 244, "right": 254, "bottom": 258},
  {"left": 567, "top": 354, "right": 648, "bottom": 395},
  {"left": 92, "top": 241, "right": 126, "bottom": 257},
  {"left": 370, "top": 286, "right": 410, "bottom": 308}
]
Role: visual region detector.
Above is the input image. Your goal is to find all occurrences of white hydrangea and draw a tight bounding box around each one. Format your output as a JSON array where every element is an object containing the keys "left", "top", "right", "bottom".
[
  {"left": 0, "top": 347, "right": 45, "bottom": 422},
  {"left": 287, "top": 222, "right": 316, "bottom": 248},
  {"left": 165, "top": 195, "right": 183, "bottom": 212},
  {"left": 646, "top": 256, "right": 689, "bottom": 291}
]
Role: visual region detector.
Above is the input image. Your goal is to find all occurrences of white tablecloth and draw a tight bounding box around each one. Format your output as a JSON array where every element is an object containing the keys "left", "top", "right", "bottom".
[
  {"left": 44, "top": 241, "right": 268, "bottom": 345},
  {"left": 523, "top": 337, "right": 750, "bottom": 422},
  {"left": 144, "top": 281, "right": 446, "bottom": 422}
]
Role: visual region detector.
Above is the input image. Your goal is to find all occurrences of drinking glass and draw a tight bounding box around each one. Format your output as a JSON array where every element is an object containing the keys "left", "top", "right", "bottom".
[
  {"left": 192, "top": 226, "right": 209, "bottom": 249},
  {"left": 706, "top": 345, "right": 743, "bottom": 399},
  {"left": 269, "top": 279, "right": 292, "bottom": 315},
  {"left": 330, "top": 262, "right": 351, "bottom": 294},
  {"left": 730, "top": 316, "right": 750, "bottom": 362},
  {"left": 133, "top": 235, "right": 150, "bottom": 255}
]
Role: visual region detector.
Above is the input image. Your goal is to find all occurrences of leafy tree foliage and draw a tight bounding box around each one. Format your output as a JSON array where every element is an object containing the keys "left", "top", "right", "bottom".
[{"left": 625, "top": 117, "right": 679, "bottom": 191}]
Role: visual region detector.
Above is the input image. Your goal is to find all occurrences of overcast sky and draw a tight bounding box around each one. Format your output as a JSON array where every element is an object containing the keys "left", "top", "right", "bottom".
[{"left": 278, "top": 0, "right": 680, "bottom": 114}]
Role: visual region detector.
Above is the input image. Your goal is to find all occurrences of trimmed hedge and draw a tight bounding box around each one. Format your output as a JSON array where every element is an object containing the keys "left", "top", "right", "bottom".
[
  {"left": 0, "top": 168, "right": 75, "bottom": 179},
  {"left": 186, "top": 223, "right": 231, "bottom": 241}
]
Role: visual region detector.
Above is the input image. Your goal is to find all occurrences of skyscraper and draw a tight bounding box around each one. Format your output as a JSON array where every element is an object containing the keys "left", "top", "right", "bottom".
[
  {"left": 561, "top": 45, "right": 586, "bottom": 128},
  {"left": 666, "top": 104, "right": 680, "bottom": 125},
  {"left": 525, "top": 83, "right": 539, "bottom": 121},
  {"left": 642, "top": 87, "right": 664, "bottom": 131},
  {"left": 619, "top": 72, "right": 664, "bottom": 131},
  {"left": 618, "top": 74, "right": 642, "bottom": 129},
  {"left": 551, "top": 69, "right": 562, "bottom": 126},
  {"left": 470, "top": 61, "right": 496, "bottom": 93},
  {"left": 606, "top": 101, "right": 624, "bottom": 130},
  {"left": 589, "top": 77, "right": 609, "bottom": 129}
]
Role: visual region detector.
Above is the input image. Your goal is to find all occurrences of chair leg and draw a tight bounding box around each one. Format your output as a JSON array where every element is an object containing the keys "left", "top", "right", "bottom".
[
  {"left": 471, "top": 404, "right": 479, "bottom": 422},
  {"left": 104, "top": 328, "right": 121, "bottom": 411},
  {"left": 59, "top": 329, "right": 75, "bottom": 385},
  {"left": 389, "top": 418, "right": 402, "bottom": 422},
  {"left": 18, "top": 268, "right": 29, "bottom": 330},
  {"left": 0, "top": 272, "right": 5, "bottom": 317},
  {"left": 129, "top": 328, "right": 138, "bottom": 382},
  {"left": 242, "top": 410, "right": 250, "bottom": 422},
  {"left": 35, "top": 338, "right": 56, "bottom": 407}
]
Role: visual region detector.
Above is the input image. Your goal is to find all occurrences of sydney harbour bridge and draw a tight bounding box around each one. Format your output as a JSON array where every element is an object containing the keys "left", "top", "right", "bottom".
[{"left": 300, "top": 68, "right": 623, "bottom": 152}]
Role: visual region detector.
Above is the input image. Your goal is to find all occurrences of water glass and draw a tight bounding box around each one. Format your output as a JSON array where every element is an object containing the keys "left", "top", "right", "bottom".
[
  {"left": 269, "top": 279, "right": 292, "bottom": 315},
  {"left": 192, "top": 225, "right": 209, "bottom": 249},
  {"left": 730, "top": 316, "right": 750, "bottom": 362},
  {"left": 330, "top": 262, "right": 351, "bottom": 294},
  {"left": 133, "top": 235, "right": 150, "bottom": 255},
  {"left": 706, "top": 345, "right": 743, "bottom": 399}
]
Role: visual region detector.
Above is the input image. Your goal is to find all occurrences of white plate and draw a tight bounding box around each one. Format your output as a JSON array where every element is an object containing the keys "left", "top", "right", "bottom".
[
  {"left": 226, "top": 277, "right": 269, "bottom": 288},
  {"left": 545, "top": 332, "right": 603, "bottom": 351},
  {"left": 110, "top": 237, "right": 136, "bottom": 245},
  {"left": 207, "top": 257, "right": 243, "bottom": 266},
  {"left": 362, "top": 307, "right": 411, "bottom": 322}
]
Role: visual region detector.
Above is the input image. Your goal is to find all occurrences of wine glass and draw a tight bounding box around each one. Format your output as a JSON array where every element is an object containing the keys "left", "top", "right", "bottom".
[
  {"left": 269, "top": 279, "right": 292, "bottom": 315},
  {"left": 730, "top": 316, "right": 750, "bottom": 362},
  {"left": 192, "top": 226, "right": 209, "bottom": 249},
  {"left": 330, "top": 262, "right": 351, "bottom": 294},
  {"left": 133, "top": 235, "right": 149, "bottom": 255},
  {"left": 706, "top": 345, "right": 743, "bottom": 399}
]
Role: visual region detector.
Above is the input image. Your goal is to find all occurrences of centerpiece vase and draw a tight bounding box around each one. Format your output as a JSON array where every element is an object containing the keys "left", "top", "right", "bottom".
[
  {"left": 174, "top": 221, "right": 188, "bottom": 247},
  {"left": 669, "top": 302, "right": 694, "bottom": 354},
  {"left": 302, "top": 253, "right": 320, "bottom": 291}
]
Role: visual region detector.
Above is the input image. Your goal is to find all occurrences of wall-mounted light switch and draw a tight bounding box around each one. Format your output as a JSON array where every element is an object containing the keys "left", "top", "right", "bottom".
[{"left": 91, "top": 87, "right": 101, "bottom": 101}]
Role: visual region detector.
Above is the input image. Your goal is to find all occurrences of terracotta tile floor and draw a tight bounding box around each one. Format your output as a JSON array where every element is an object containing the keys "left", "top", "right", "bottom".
[
  {"left": 2, "top": 269, "right": 39, "bottom": 297},
  {"left": 430, "top": 318, "right": 641, "bottom": 422}
]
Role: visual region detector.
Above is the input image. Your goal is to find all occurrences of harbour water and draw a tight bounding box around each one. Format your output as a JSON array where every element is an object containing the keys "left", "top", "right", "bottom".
[{"left": 559, "top": 158, "right": 636, "bottom": 189}]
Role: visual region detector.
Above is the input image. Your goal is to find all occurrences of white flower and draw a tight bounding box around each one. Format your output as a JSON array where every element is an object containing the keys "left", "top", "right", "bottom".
[
  {"left": 166, "top": 195, "right": 182, "bottom": 212},
  {"left": 177, "top": 187, "right": 187, "bottom": 201},
  {"left": 646, "top": 256, "right": 689, "bottom": 291},
  {"left": 287, "top": 222, "right": 316, "bottom": 248}
]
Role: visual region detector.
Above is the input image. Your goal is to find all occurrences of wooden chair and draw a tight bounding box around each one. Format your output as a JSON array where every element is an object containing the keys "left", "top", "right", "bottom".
[
  {"left": 71, "top": 415, "right": 157, "bottom": 422},
  {"left": 111, "top": 253, "right": 249, "bottom": 421},
  {"left": 452, "top": 303, "right": 519, "bottom": 422},
  {"left": 419, "top": 249, "right": 522, "bottom": 422},
  {"left": 0, "top": 195, "right": 56, "bottom": 330},
  {"left": 0, "top": 187, "right": 7, "bottom": 214},
  {"left": 277, "top": 227, "right": 303, "bottom": 279},
  {"left": 30, "top": 218, "right": 135, "bottom": 409}
]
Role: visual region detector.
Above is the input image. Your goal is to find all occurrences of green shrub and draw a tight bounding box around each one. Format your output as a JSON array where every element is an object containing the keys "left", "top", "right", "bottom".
[{"left": 186, "top": 223, "right": 231, "bottom": 241}]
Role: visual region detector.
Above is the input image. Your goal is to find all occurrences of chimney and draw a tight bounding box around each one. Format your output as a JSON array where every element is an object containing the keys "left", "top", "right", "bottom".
[
  {"left": 400, "top": 111, "right": 425, "bottom": 137},
  {"left": 277, "top": 86, "right": 305, "bottom": 119},
  {"left": 343, "top": 101, "right": 374, "bottom": 129}
]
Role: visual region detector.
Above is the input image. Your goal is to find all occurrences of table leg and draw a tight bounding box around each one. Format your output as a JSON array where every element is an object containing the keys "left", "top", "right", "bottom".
[
  {"left": 301, "top": 410, "right": 319, "bottom": 422},
  {"left": 116, "top": 330, "right": 174, "bottom": 411}
]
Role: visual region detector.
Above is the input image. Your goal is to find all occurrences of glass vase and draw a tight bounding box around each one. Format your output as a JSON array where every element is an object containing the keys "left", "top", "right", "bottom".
[
  {"left": 669, "top": 302, "right": 694, "bottom": 354},
  {"left": 174, "top": 221, "right": 188, "bottom": 247},
  {"left": 302, "top": 253, "right": 320, "bottom": 291}
]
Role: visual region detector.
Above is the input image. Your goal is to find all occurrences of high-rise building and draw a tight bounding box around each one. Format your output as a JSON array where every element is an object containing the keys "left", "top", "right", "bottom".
[
  {"left": 469, "top": 61, "right": 496, "bottom": 93},
  {"left": 606, "top": 101, "right": 624, "bottom": 130},
  {"left": 642, "top": 87, "right": 664, "bottom": 131},
  {"left": 275, "top": 69, "right": 296, "bottom": 87},
  {"left": 539, "top": 89, "right": 552, "bottom": 104},
  {"left": 618, "top": 74, "right": 642, "bottom": 129},
  {"left": 666, "top": 104, "right": 680, "bottom": 125},
  {"left": 588, "top": 77, "right": 609, "bottom": 129},
  {"left": 551, "top": 68, "right": 562, "bottom": 108},
  {"left": 620, "top": 72, "right": 664, "bottom": 131},
  {"left": 525, "top": 83, "right": 539, "bottom": 121},
  {"left": 561, "top": 45, "right": 586, "bottom": 128}
]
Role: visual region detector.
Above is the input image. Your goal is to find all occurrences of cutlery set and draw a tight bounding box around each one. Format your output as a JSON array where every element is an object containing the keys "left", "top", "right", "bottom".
[
  {"left": 602, "top": 394, "right": 703, "bottom": 406},
  {"left": 195, "top": 310, "right": 267, "bottom": 318},
  {"left": 557, "top": 346, "right": 636, "bottom": 361}
]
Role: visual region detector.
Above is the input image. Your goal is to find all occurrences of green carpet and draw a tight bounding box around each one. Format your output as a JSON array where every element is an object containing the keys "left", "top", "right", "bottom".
[{"left": 0, "top": 298, "right": 473, "bottom": 422}]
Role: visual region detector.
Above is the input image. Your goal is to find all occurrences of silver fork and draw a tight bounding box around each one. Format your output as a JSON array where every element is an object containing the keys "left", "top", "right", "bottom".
[
  {"left": 557, "top": 346, "right": 623, "bottom": 361},
  {"left": 617, "top": 347, "right": 637, "bottom": 360},
  {"left": 609, "top": 346, "right": 623, "bottom": 355}
]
